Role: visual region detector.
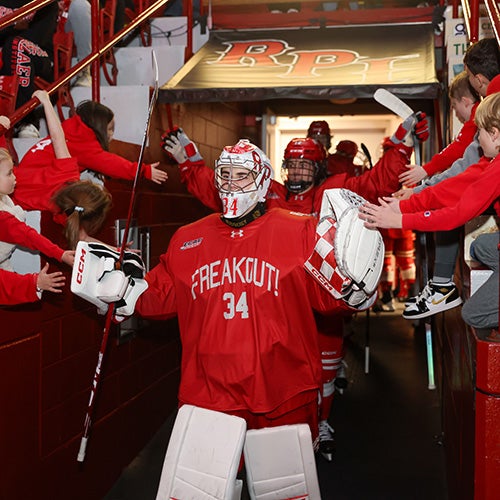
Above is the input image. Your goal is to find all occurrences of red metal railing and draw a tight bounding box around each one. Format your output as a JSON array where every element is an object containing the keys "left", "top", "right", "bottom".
[
  {"left": 0, "top": 0, "right": 178, "bottom": 132},
  {"left": 456, "top": 0, "right": 500, "bottom": 44}
]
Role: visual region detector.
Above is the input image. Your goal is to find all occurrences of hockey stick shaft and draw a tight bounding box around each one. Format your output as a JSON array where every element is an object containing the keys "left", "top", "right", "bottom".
[
  {"left": 77, "top": 52, "right": 159, "bottom": 463},
  {"left": 119, "top": 52, "right": 159, "bottom": 261},
  {"left": 414, "top": 138, "right": 436, "bottom": 390},
  {"left": 360, "top": 143, "right": 373, "bottom": 169}
]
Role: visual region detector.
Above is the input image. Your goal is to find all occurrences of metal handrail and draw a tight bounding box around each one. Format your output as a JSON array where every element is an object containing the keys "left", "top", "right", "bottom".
[
  {"left": 0, "top": 0, "right": 56, "bottom": 31},
  {"left": 2, "top": 0, "right": 173, "bottom": 133},
  {"left": 484, "top": 0, "right": 500, "bottom": 43}
]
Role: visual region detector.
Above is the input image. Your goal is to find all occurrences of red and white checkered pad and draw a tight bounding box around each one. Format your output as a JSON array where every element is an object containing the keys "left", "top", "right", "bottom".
[
  {"left": 305, "top": 216, "right": 351, "bottom": 300},
  {"left": 306, "top": 188, "right": 385, "bottom": 310}
]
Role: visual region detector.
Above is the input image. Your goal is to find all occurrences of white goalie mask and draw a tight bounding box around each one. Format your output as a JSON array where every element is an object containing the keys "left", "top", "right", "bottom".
[{"left": 215, "top": 139, "right": 273, "bottom": 219}]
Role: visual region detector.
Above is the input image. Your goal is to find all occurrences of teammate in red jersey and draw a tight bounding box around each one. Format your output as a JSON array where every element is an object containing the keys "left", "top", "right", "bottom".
[
  {"left": 128, "top": 139, "right": 357, "bottom": 447},
  {"left": 160, "top": 112, "right": 427, "bottom": 460}
]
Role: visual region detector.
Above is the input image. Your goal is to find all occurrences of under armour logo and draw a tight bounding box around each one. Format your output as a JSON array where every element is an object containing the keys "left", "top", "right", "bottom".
[{"left": 231, "top": 230, "right": 244, "bottom": 238}]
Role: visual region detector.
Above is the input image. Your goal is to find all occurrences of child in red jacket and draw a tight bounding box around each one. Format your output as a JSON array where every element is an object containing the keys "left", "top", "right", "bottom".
[
  {"left": 398, "top": 70, "right": 480, "bottom": 188},
  {"left": 360, "top": 92, "right": 500, "bottom": 328},
  {"left": 13, "top": 100, "right": 167, "bottom": 212}
]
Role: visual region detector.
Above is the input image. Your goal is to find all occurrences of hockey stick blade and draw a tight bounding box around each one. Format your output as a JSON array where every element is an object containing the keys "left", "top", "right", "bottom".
[
  {"left": 77, "top": 50, "right": 160, "bottom": 464},
  {"left": 374, "top": 88, "right": 414, "bottom": 120}
]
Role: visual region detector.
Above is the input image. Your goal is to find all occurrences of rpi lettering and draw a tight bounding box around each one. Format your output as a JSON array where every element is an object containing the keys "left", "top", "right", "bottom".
[
  {"left": 76, "top": 248, "right": 87, "bottom": 284},
  {"left": 211, "top": 40, "right": 419, "bottom": 81}
]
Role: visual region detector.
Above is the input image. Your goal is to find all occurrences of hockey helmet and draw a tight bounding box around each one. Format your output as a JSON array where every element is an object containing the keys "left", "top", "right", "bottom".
[
  {"left": 215, "top": 139, "right": 273, "bottom": 219},
  {"left": 335, "top": 140, "right": 358, "bottom": 159},
  {"left": 281, "top": 137, "right": 327, "bottom": 193},
  {"left": 307, "top": 120, "right": 332, "bottom": 150}
]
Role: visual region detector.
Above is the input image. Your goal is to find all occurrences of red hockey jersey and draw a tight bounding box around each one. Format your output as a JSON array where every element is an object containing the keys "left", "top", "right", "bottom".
[{"left": 136, "top": 209, "right": 348, "bottom": 414}]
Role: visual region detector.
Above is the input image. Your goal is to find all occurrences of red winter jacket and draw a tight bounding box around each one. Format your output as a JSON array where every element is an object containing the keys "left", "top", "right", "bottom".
[
  {"left": 402, "top": 155, "right": 500, "bottom": 231},
  {"left": 61, "top": 115, "right": 154, "bottom": 180},
  {"left": 422, "top": 102, "right": 479, "bottom": 177}
]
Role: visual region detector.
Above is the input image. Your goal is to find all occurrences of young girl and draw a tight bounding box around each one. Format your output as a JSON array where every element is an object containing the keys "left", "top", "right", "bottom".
[
  {"left": 0, "top": 146, "right": 74, "bottom": 270},
  {"left": 52, "top": 180, "right": 113, "bottom": 250},
  {"left": 13, "top": 100, "right": 167, "bottom": 213},
  {"left": 9, "top": 91, "right": 113, "bottom": 251}
]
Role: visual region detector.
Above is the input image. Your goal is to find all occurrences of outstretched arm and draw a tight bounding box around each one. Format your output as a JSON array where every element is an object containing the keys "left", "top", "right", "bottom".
[
  {"left": 359, "top": 197, "right": 403, "bottom": 229},
  {"left": 33, "top": 90, "right": 70, "bottom": 159}
]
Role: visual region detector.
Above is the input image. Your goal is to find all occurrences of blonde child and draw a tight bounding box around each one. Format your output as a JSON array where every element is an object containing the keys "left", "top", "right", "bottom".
[
  {"left": 398, "top": 70, "right": 480, "bottom": 188},
  {"left": 359, "top": 92, "right": 500, "bottom": 328},
  {"left": 0, "top": 146, "right": 74, "bottom": 271}
]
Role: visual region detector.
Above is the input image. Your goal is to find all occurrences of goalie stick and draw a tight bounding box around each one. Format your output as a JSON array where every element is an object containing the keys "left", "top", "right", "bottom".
[
  {"left": 374, "top": 88, "right": 435, "bottom": 389},
  {"left": 77, "top": 51, "right": 160, "bottom": 463}
]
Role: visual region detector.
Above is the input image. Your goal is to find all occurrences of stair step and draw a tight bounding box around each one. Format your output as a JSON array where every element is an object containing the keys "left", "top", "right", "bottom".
[{"left": 100, "top": 45, "right": 185, "bottom": 87}]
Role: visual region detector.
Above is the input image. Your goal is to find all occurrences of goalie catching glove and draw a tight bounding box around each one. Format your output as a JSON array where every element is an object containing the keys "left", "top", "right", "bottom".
[
  {"left": 71, "top": 241, "right": 148, "bottom": 321},
  {"left": 161, "top": 127, "right": 202, "bottom": 164},
  {"left": 304, "top": 188, "right": 384, "bottom": 310}
]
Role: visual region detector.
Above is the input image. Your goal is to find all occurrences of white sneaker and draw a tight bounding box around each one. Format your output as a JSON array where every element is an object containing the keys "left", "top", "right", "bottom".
[
  {"left": 405, "top": 280, "right": 433, "bottom": 306},
  {"left": 403, "top": 281, "right": 462, "bottom": 320},
  {"left": 16, "top": 123, "right": 40, "bottom": 138}
]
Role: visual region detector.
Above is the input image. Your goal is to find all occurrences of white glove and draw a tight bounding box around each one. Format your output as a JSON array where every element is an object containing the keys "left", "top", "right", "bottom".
[
  {"left": 96, "top": 270, "right": 129, "bottom": 303},
  {"left": 71, "top": 241, "right": 147, "bottom": 316}
]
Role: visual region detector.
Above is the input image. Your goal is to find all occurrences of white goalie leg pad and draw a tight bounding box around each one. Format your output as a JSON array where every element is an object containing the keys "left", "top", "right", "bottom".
[
  {"left": 244, "top": 424, "right": 321, "bottom": 500},
  {"left": 155, "top": 405, "right": 246, "bottom": 500}
]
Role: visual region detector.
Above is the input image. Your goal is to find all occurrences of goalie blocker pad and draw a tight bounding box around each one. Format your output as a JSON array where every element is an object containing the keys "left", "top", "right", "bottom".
[
  {"left": 71, "top": 241, "right": 148, "bottom": 317},
  {"left": 305, "top": 188, "right": 384, "bottom": 310}
]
